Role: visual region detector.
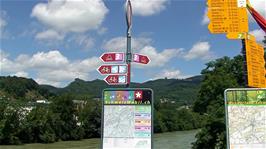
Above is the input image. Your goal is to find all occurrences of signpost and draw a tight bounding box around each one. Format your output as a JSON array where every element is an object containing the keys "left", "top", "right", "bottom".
[
  {"left": 100, "top": 52, "right": 125, "bottom": 63},
  {"left": 207, "top": 0, "right": 249, "bottom": 39},
  {"left": 207, "top": 0, "right": 265, "bottom": 88},
  {"left": 244, "top": 34, "right": 266, "bottom": 88},
  {"left": 133, "top": 54, "right": 150, "bottom": 64},
  {"left": 104, "top": 75, "right": 127, "bottom": 85},
  {"left": 98, "top": 65, "right": 127, "bottom": 75},
  {"left": 98, "top": 0, "right": 150, "bottom": 87}
]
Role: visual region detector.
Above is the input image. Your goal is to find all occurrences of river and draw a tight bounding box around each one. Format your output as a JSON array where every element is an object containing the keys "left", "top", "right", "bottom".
[{"left": 0, "top": 129, "right": 198, "bottom": 149}]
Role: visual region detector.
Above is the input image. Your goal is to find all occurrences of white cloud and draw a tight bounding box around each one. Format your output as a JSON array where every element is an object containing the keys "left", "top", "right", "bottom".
[
  {"left": 74, "top": 35, "right": 95, "bottom": 49},
  {"left": 25, "top": 51, "right": 69, "bottom": 69},
  {"left": 103, "top": 36, "right": 152, "bottom": 52},
  {"left": 130, "top": 0, "right": 168, "bottom": 16},
  {"left": 138, "top": 46, "right": 183, "bottom": 67},
  {"left": 153, "top": 69, "right": 191, "bottom": 80},
  {"left": 184, "top": 42, "right": 214, "bottom": 61},
  {"left": 0, "top": 50, "right": 24, "bottom": 73},
  {"left": 11, "top": 71, "right": 29, "bottom": 78},
  {"left": 35, "top": 78, "right": 61, "bottom": 87},
  {"left": 1, "top": 50, "right": 101, "bottom": 87},
  {"left": 201, "top": 8, "right": 209, "bottom": 25},
  {"left": 250, "top": 29, "right": 266, "bottom": 42},
  {"left": 31, "top": 0, "right": 108, "bottom": 40},
  {"left": 35, "top": 29, "right": 64, "bottom": 40}
]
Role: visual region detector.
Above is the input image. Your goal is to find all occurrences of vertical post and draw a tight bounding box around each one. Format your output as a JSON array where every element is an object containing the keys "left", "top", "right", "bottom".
[
  {"left": 241, "top": 39, "right": 248, "bottom": 87},
  {"left": 126, "top": 0, "right": 132, "bottom": 88}
]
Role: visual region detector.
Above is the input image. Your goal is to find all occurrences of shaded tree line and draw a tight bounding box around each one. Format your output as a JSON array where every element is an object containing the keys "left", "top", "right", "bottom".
[
  {"left": 0, "top": 94, "right": 101, "bottom": 145},
  {"left": 0, "top": 93, "right": 204, "bottom": 145}
]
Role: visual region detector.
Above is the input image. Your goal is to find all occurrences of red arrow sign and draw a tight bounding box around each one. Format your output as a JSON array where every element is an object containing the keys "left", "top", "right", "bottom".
[
  {"left": 104, "top": 75, "right": 127, "bottom": 85},
  {"left": 100, "top": 52, "right": 124, "bottom": 62},
  {"left": 97, "top": 65, "right": 127, "bottom": 75},
  {"left": 133, "top": 54, "right": 150, "bottom": 64}
]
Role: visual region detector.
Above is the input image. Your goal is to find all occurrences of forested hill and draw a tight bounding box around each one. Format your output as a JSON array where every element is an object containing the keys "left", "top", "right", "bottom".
[{"left": 0, "top": 75, "right": 203, "bottom": 105}]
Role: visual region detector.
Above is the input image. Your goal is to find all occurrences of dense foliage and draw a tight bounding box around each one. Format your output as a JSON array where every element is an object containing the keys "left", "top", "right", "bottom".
[
  {"left": 0, "top": 95, "right": 102, "bottom": 144},
  {"left": 0, "top": 94, "right": 204, "bottom": 144},
  {"left": 192, "top": 55, "right": 245, "bottom": 149}
]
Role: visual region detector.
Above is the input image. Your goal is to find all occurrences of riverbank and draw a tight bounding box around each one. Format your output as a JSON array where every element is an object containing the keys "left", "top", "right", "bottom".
[{"left": 0, "top": 129, "right": 198, "bottom": 149}]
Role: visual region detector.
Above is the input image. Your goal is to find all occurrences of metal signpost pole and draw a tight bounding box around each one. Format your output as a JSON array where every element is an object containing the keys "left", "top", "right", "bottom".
[
  {"left": 241, "top": 39, "right": 248, "bottom": 87},
  {"left": 126, "top": 0, "right": 132, "bottom": 88}
]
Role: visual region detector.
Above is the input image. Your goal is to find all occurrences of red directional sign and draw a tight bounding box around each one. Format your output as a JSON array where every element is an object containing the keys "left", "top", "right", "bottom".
[
  {"left": 104, "top": 75, "right": 127, "bottom": 85},
  {"left": 133, "top": 54, "right": 150, "bottom": 64},
  {"left": 98, "top": 65, "right": 127, "bottom": 75},
  {"left": 100, "top": 52, "right": 124, "bottom": 62}
]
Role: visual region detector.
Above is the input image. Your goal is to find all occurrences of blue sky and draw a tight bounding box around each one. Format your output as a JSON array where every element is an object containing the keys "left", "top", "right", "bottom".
[{"left": 0, "top": 0, "right": 265, "bottom": 87}]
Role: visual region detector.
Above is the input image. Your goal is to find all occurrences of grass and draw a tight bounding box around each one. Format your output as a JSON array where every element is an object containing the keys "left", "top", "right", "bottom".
[{"left": 0, "top": 130, "right": 198, "bottom": 149}]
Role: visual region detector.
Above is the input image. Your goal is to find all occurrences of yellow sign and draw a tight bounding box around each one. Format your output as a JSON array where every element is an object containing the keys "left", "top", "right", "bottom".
[
  {"left": 245, "top": 34, "right": 266, "bottom": 88},
  {"left": 207, "top": 0, "right": 249, "bottom": 38}
]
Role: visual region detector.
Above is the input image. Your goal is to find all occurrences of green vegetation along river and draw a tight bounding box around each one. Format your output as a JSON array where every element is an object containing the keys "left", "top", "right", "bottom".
[{"left": 0, "top": 129, "right": 198, "bottom": 149}]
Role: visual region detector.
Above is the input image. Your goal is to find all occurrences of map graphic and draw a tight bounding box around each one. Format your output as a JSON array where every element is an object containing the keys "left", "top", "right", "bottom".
[
  {"left": 104, "top": 106, "right": 135, "bottom": 138},
  {"left": 226, "top": 89, "right": 266, "bottom": 149}
]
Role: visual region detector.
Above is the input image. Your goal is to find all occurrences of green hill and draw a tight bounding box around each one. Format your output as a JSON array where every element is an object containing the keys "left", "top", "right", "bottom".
[
  {"left": 0, "top": 75, "right": 202, "bottom": 105},
  {"left": 0, "top": 76, "right": 52, "bottom": 101}
]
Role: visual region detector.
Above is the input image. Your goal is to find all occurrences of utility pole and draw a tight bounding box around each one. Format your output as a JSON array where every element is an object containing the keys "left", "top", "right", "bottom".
[{"left": 126, "top": 0, "right": 132, "bottom": 88}]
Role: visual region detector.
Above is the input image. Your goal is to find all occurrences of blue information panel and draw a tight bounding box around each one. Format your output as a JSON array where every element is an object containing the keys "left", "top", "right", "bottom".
[{"left": 101, "top": 88, "right": 153, "bottom": 149}]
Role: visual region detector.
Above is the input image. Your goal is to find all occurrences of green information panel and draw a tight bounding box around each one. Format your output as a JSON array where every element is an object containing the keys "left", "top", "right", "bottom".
[
  {"left": 101, "top": 88, "right": 153, "bottom": 149},
  {"left": 225, "top": 88, "right": 266, "bottom": 149}
]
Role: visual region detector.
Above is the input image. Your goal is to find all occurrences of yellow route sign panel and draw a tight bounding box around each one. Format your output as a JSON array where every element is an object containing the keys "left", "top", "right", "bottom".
[
  {"left": 245, "top": 34, "right": 266, "bottom": 88},
  {"left": 207, "top": 0, "right": 249, "bottom": 38}
]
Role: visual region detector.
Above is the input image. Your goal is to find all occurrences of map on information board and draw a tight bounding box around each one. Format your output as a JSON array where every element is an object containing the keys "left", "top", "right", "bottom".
[
  {"left": 225, "top": 88, "right": 266, "bottom": 149},
  {"left": 102, "top": 89, "right": 153, "bottom": 149}
]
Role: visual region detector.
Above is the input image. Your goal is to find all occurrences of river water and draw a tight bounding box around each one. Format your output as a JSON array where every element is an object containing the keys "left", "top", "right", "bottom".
[{"left": 0, "top": 129, "right": 198, "bottom": 149}]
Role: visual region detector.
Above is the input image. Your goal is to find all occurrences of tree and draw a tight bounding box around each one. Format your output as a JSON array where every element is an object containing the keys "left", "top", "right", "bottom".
[
  {"left": 0, "top": 107, "right": 22, "bottom": 145},
  {"left": 192, "top": 56, "right": 244, "bottom": 149},
  {"left": 50, "top": 94, "right": 84, "bottom": 140},
  {"left": 18, "top": 106, "right": 56, "bottom": 143},
  {"left": 80, "top": 100, "right": 101, "bottom": 138}
]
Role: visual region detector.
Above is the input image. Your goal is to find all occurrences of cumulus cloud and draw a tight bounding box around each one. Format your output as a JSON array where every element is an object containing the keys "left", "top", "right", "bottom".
[
  {"left": 0, "top": 50, "right": 25, "bottom": 73},
  {"left": 11, "top": 71, "right": 29, "bottom": 78},
  {"left": 130, "top": 0, "right": 168, "bottom": 16},
  {"left": 31, "top": 0, "right": 108, "bottom": 40},
  {"left": 249, "top": 29, "right": 266, "bottom": 42},
  {"left": 184, "top": 42, "right": 214, "bottom": 61},
  {"left": 138, "top": 46, "right": 184, "bottom": 67},
  {"left": 74, "top": 35, "right": 95, "bottom": 49},
  {"left": 153, "top": 69, "right": 191, "bottom": 80},
  {"left": 103, "top": 36, "right": 214, "bottom": 68},
  {"left": 1, "top": 50, "right": 101, "bottom": 87},
  {"left": 35, "top": 29, "right": 64, "bottom": 40},
  {"left": 103, "top": 36, "right": 152, "bottom": 52}
]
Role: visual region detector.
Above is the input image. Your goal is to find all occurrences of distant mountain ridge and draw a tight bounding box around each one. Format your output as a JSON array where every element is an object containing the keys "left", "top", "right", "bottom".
[{"left": 0, "top": 75, "right": 203, "bottom": 105}]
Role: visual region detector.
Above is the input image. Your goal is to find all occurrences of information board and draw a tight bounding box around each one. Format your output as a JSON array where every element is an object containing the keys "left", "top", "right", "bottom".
[
  {"left": 244, "top": 34, "right": 266, "bottom": 88},
  {"left": 225, "top": 88, "right": 266, "bottom": 149},
  {"left": 207, "top": 0, "right": 248, "bottom": 38},
  {"left": 101, "top": 88, "right": 153, "bottom": 149}
]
